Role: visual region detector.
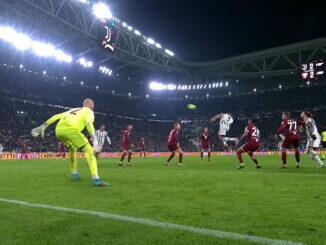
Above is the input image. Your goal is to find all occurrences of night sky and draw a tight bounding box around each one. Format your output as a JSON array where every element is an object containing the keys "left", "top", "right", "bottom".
[{"left": 108, "top": 0, "right": 326, "bottom": 61}]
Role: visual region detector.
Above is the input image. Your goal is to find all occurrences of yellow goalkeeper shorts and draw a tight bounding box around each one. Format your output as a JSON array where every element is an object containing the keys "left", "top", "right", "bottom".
[{"left": 55, "top": 128, "right": 89, "bottom": 149}]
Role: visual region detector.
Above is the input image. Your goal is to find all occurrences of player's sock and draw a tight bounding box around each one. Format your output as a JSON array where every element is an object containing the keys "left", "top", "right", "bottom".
[
  {"left": 82, "top": 144, "right": 99, "bottom": 179},
  {"left": 143, "top": 152, "right": 146, "bottom": 158},
  {"left": 179, "top": 152, "right": 183, "bottom": 163},
  {"left": 281, "top": 151, "right": 287, "bottom": 165},
  {"left": 69, "top": 147, "right": 78, "bottom": 174},
  {"left": 236, "top": 149, "right": 244, "bottom": 164},
  {"left": 128, "top": 152, "right": 132, "bottom": 163},
  {"left": 167, "top": 153, "right": 175, "bottom": 162},
  {"left": 208, "top": 151, "right": 211, "bottom": 159},
  {"left": 295, "top": 150, "right": 300, "bottom": 166},
  {"left": 310, "top": 150, "right": 325, "bottom": 167},
  {"left": 120, "top": 152, "right": 126, "bottom": 163},
  {"left": 200, "top": 152, "right": 203, "bottom": 159}
]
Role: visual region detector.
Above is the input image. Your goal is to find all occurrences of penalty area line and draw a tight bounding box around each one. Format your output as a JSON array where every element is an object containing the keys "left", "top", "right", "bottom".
[{"left": 0, "top": 197, "right": 305, "bottom": 245}]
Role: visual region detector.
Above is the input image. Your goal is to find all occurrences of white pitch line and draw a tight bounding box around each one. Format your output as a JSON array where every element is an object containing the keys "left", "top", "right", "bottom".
[{"left": 0, "top": 198, "right": 305, "bottom": 245}]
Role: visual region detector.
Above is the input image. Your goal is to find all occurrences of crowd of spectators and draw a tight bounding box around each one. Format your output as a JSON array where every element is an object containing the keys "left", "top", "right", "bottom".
[{"left": 0, "top": 64, "right": 325, "bottom": 153}]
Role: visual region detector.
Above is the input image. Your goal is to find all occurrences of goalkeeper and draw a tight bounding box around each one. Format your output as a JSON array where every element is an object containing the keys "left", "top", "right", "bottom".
[{"left": 31, "top": 98, "right": 108, "bottom": 187}]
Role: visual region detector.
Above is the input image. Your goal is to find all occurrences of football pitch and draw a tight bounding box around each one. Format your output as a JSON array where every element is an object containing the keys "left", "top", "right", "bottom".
[{"left": 0, "top": 155, "right": 325, "bottom": 245}]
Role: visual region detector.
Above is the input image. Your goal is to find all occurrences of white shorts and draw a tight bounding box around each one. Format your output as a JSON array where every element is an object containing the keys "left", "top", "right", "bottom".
[
  {"left": 219, "top": 126, "right": 229, "bottom": 136},
  {"left": 306, "top": 136, "right": 321, "bottom": 149}
]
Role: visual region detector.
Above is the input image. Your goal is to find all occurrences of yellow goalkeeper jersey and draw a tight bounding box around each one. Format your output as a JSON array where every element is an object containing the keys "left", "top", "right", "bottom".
[
  {"left": 46, "top": 107, "right": 95, "bottom": 134},
  {"left": 322, "top": 131, "right": 326, "bottom": 142}
]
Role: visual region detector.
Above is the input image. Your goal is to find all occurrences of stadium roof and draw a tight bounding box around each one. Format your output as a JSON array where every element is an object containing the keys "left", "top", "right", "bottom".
[{"left": 0, "top": 0, "right": 326, "bottom": 81}]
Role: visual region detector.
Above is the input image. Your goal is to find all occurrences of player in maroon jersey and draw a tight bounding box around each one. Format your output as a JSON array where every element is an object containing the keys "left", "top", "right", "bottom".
[
  {"left": 19, "top": 141, "right": 29, "bottom": 161},
  {"left": 236, "top": 119, "right": 261, "bottom": 169},
  {"left": 119, "top": 125, "right": 133, "bottom": 166},
  {"left": 199, "top": 127, "right": 212, "bottom": 161},
  {"left": 57, "top": 142, "right": 66, "bottom": 159},
  {"left": 275, "top": 112, "right": 301, "bottom": 168},
  {"left": 139, "top": 137, "right": 146, "bottom": 158},
  {"left": 166, "top": 121, "right": 184, "bottom": 167}
]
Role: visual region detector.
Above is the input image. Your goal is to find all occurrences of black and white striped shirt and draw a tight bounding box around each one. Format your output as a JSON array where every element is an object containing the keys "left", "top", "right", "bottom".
[{"left": 95, "top": 130, "right": 111, "bottom": 147}]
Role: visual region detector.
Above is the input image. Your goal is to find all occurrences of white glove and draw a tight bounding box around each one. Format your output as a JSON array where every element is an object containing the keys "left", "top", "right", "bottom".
[
  {"left": 90, "top": 135, "right": 101, "bottom": 153},
  {"left": 31, "top": 124, "right": 47, "bottom": 138}
]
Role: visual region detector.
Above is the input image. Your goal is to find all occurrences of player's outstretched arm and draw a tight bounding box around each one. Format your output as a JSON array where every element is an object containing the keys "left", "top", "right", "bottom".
[
  {"left": 31, "top": 112, "right": 66, "bottom": 138},
  {"left": 209, "top": 113, "right": 223, "bottom": 123}
]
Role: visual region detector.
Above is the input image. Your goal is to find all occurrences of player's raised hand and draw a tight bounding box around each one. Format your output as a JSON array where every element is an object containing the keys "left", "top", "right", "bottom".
[{"left": 31, "top": 124, "right": 47, "bottom": 138}]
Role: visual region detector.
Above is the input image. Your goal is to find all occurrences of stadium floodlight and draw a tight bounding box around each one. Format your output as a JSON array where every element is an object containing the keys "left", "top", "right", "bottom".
[
  {"left": 43, "top": 70, "right": 47, "bottom": 75},
  {"left": 165, "top": 49, "right": 174, "bottom": 56},
  {"left": 128, "top": 92, "right": 131, "bottom": 96},
  {"left": 147, "top": 38, "right": 155, "bottom": 45},
  {"left": 155, "top": 43, "right": 162, "bottom": 49},
  {"left": 278, "top": 85, "right": 282, "bottom": 89},
  {"left": 206, "top": 94, "right": 209, "bottom": 98},
  {"left": 14, "top": 33, "right": 31, "bottom": 51},
  {"left": 134, "top": 30, "right": 141, "bottom": 36},
  {"left": 228, "top": 92, "right": 232, "bottom": 96},
  {"left": 19, "top": 64, "right": 24, "bottom": 69},
  {"left": 225, "top": 81, "right": 229, "bottom": 87},
  {"left": 77, "top": 57, "right": 93, "bottom": 68},
  {"left": 99, "top": 65, "right": 113, "bottom": 75},
  {"left": 80, "top": 81, "right": 84, "bottom": 85},
  {"left": 185, "top": 95, "right": 188, "bottom": 99},
  {"left": 54, "top": 50, "right": 72, "bottom": 63},
  {"left": 31, "top": 41, "right": 55, "bottom": 57},
  {"left": 63, "top": 76, "right": 67, "bottom": 81},
  {"left": 146, "top": 94, "right": 149, "bottom": 98},
  {"left": 127, "top": 26, "right": 133, "bottom": 31},
  {"left": 208, "top": 84, "right": 211, "bottom": 89},
  {"left": 92, "top": 2, "right": 113, "bottom": 20},
  {"left": 75, "top": 0, "right": 89, "bottom": 4},
  {"left": 220, "top": 82, "right": 223, "bottom": 87},
  {"left": 254, "top": 88, "right": 257, "bottom": 93},
  {"left": 96, "top": 85, "right": 99, "bottom": 90},
  {"left": 122, "top": 22, "right": 128, "bottom": 28},
  {"left": 149, "top": 81, "right": 164, "bottom": 91}
]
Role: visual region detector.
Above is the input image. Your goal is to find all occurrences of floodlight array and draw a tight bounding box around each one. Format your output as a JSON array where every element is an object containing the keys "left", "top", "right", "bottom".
[{"left": 149, "top": 81, "right": 229, "bottom": 91}]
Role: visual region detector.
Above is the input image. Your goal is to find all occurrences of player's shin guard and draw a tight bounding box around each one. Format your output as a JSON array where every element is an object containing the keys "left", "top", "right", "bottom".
[
  {"left": 82, "top": 144, "right": 99, "bottom": 179},
  {"left": 179, "top": 152, "right": 183, "bottom": 163},
  {"left": 120, "top": 152, "right": 126, "bottom": 163},
  {"left": 69, "top": 147, "right": 78, "bottom": 174},
  {"left": 309, "top": 149, "right": 325, "bottom": 167},
  {"left": 281, "top": 151, "right": 287, "bottom": 165},
  {"left": 128, "top": 152, "right": 132, "bottom": 163}
]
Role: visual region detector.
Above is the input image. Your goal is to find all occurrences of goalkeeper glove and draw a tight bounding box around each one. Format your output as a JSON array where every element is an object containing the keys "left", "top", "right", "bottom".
[{"left": 31, "top": 123, "right": 47, "bottom": 138}]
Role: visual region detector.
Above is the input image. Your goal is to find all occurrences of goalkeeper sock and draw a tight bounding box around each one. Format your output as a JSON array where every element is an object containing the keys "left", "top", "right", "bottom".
[
  {"left": 82, "top": 144, "right": 99, "bottom": 179},
  {"left": 69, "top": 147, "right": 78, "bottom": 174}
]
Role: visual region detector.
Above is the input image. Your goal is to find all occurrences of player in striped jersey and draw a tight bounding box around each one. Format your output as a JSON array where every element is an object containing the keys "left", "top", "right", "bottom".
[
  {"left": 300, "top": 111, "right": 325, "bottom": 168},
  {"left": 95, "top": 125, "right": 111, "bottom": 155}
]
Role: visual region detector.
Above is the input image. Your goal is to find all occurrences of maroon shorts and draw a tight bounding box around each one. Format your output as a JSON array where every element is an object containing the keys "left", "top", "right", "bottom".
[
  {"left": 201, "top": 145, "right": 211, "bottom": 151},
  {"left": 282, "top": 134, "right": 300, "bottom": 149},
  {"left": 121, "top": 144, "right": 131, "bottom": 151},
  {"left": 167, "top": 144, "right": 179, "bottom": 152},
  {"left": 243, "top": 140, "right": 259, "bottom": 153}
]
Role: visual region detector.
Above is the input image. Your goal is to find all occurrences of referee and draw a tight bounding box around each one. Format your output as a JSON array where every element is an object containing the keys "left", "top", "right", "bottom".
[{"left": 322, "top": 128, "right": 326, "bottom": 160}]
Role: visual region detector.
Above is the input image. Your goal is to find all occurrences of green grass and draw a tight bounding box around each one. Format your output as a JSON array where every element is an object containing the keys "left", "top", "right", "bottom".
[{"left": 0, "top": 154, "right": 325, "bottom": 245}]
